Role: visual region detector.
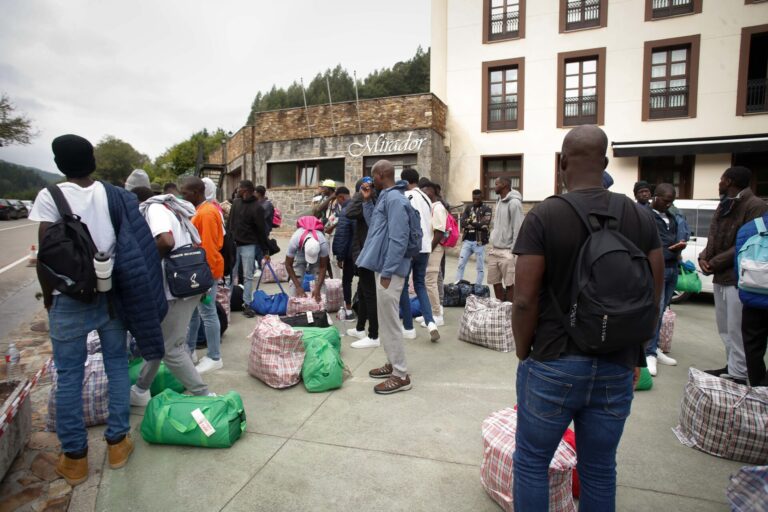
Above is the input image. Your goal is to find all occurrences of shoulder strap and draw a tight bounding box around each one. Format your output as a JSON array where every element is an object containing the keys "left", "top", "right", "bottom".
[
  {"left": 755, "top": 217, "right": 767, "bottom": 234},
  {"left": 46, "top": 185, "right": 73, "bottom": 217},
  {"left": 555, "top": 192, "right": 622, "bottom": 233}
]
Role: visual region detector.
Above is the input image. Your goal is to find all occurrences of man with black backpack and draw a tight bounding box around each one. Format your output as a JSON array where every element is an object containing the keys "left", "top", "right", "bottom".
[
  {"left": 512, "top": 126, "right": 664, "bottom": 510},
  {"left": 30, "top": 135, "right": 167, "bottom": 486},
  {"left": 356, "top": 160, "right": 421, "bottom": 394}
]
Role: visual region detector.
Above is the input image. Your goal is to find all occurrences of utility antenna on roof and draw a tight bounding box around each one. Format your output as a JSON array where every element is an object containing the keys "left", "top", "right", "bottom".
[
  {"left": 353, "top": 70, "right": 362, "bottom": 133},
  {"left": 326, "top": 76, "right": 337, "bottom": 135},
  {"left": 301, "top": 77, "right": 312, "bottom": 138}
]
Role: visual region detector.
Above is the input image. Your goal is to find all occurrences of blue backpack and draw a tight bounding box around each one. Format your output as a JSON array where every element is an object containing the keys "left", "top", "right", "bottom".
[{"left": 737, "top": 217, "right": 768, "bottom": 303}]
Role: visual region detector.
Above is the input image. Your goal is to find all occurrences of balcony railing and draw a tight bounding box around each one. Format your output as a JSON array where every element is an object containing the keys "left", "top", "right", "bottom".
[
  {"left": 563, "top": 95, "right": 598, "bottom": 125},
  {"left": 488, "top": 101, "right": 518, "bottom": 130},
  {"left": 488, "top": 12, "right": 519, "bottom": 40},
  {"left": 565, "top": 1, "right": 600, "bottom": 31},
  {"left": 746, "top": 78, "right": 768, "bottom": 114},
  {"left": 649, "top": 85, "right": 689, "bottom": 118},
  {"left": 651, "top": 0, "right": 694, "bottom": 18}
]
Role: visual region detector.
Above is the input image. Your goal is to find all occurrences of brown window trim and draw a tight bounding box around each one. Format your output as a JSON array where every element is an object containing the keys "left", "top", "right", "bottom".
[
  {"left": 644, "top": 0, "right": 702, "bottom": 21},
  {"left": 556, "top": 47, "right": 606, "bottom": 128},
  {"left": 736, "top": 24, "right": 768, "bottom": 116},
  {"left": 559, "top": 0, "right": 608, "bottom": 33},
  {"left": 483, "top": 0, "right": 526, "bottom": 43},
  {"left": 641, "top": 34, "right": 700, "bottom": 121},
  {"left": 480, "top": 154, "right": 524, "bottom": 200},
  {"left": 482, "top": 57, "right": 526, "bottom": 132},
  {"left": 745, "top": 0, "right": 768, "bottom": 4}
]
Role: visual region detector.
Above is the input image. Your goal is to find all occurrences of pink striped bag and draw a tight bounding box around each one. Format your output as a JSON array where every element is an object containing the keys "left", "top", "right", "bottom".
[
  {"left": 47, "top": 353, "right": 109, "bottom": 431},
  {"left": 481, "top": 408, "right": 577, "bottom": 512},
  {"left": 247, "top": 316, "right": 305, "bottom": 389},
  {"left": 659, "top": 308, "right": 675, "bottom": 353},
  {"left": 287, "top": 295, "right": 326, "bottom": 316},
  {"left": 216, "top": 283, "right": 231, "bottom": 322},
  {"left": 261, "top": 260, "right": 289, "bottom": 283},
  {"left": 311, "top": 278, "right": 343, "bottom": 313}
]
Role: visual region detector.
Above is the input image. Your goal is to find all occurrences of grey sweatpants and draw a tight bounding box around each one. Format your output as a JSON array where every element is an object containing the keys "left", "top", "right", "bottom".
[
  {"left": 713, "top": 283, "right": 748, "bottom": 380},
  {"left": 375, "top": 272, "right": 408, "bottom": 378},
  {"left": 137, "top": 297, "right": 209, "bottom": 395}
]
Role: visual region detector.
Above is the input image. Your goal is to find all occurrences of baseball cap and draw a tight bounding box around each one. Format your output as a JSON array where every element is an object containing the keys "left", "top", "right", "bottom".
[
  {"left": 361, "top": 176, "right": 373, "bottom": 185},
  {"left": 320, "top": 179, "right": 337, "bottom": 188},
  {"left": 304, "top": 237, "right": 321, "bottom": 264}
]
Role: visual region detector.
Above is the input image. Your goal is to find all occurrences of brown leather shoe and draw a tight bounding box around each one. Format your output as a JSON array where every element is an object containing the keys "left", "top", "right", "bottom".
[
  {"left": 56, "top": 453, "right": 89, "bottom": 486},
  {"left": 368, "top": 363, "right": 393, "bottom": 379},
  {"left": 107, "top": 435, "right": 134, "bottom": 469},
  {"left": 374, "top": 374, "right": 412, "bottom": 395}
]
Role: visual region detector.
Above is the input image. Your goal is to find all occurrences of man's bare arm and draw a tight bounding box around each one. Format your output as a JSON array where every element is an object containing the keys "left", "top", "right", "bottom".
[{"left": 512, "top": 254, "right": 545, "bottom": 360}]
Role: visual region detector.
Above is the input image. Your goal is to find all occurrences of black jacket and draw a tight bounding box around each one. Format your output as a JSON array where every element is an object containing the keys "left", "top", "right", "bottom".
[
  {"left": 651, "top": 208, "right": 680, "bottom": 267},
  {"left": 461, "top": 203, "right": 492, "bottom": 244},
  {"left": 346, "top": 191, "right": 373, "bottom": 263},
  {"left": 332, "top": 202, "right": 356, "bottom": 261},
  {"left": 227, "top": 196, "right": 270, "bottom": 252}
]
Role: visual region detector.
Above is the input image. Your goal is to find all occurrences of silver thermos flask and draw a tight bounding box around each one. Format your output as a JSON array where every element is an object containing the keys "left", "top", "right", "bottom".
[{"left": 94, "top": 252, "right": 113, "bottom": 292}]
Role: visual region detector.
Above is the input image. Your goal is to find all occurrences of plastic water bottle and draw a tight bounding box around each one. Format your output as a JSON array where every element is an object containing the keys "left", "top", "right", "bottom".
[
  {"left": 6, "top": 343, "right": 20, "bottom": 380},
  {"left": 93, "top": 252, "right": 113, "bottom": 292}
]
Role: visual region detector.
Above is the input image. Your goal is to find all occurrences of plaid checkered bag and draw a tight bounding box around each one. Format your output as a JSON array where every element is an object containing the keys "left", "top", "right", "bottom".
[
  {"left": 458, "top": 295, "right": 514, "bottom": 352},
  {"left": 46, "top": 352, "right": 109, "bottom": 431},
  {"left": 86, "top": 330, "right": 101, "bottom": 354},
  {"left": 727, "top": 465, "right": 768, "bottom": 512},
  {"left": 261, "top": 259, "right": 289, "bottom": 283},
  {"left": 659, "top": 308, "right": 675, "bottom": 353},
  {"left": 311, "top": 278, "right": 343, "bottom": 313},
  {"left": 481, "top": 408, "right": 577, "bottom": 512},
  {"left": 216, "top": 283, "right": 231, "bottom": 321},
  {"left": 287, "top": 295, "right": 327, "bottom": 316},
  {"left": 673, "top": 368, "right": 768, "bottom": 464},
  {"left": 247, "top": 315, "right": 305, "bottom": 389}
]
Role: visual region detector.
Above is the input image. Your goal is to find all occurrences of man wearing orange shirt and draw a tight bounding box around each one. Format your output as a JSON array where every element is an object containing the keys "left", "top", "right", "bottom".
[{"left": 181, "top": 177, "right": 224, "bottom": 374}]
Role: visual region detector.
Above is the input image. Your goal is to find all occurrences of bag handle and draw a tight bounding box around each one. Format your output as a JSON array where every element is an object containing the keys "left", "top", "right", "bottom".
[
  {"left": 254, "top": 260, "right": 287, "bottom": 295},
  {"left": 46, "top": 185, "right": 74, "bottom": 217}
]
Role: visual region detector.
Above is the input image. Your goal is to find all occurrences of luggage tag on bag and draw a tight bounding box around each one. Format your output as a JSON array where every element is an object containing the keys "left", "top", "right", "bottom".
[
  {"left": 191, "top": 408, "right": 216, "bottom": 437},
  {"left": 306, "top": 311, "right": 314, "bottom": 324}
]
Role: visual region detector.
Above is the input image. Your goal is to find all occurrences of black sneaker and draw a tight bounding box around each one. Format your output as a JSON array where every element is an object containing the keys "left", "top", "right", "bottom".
[
  {"left": 243, "top": 305, "right": 256, "bottom": 318},
  {"left": 703, "top": 366, "right": 728, "bottom": 377}
]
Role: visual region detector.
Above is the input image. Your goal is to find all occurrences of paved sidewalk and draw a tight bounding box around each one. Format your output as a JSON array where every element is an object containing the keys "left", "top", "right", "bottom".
[{"left": 57, "top": 250, "right": 742, "bottom": 511}]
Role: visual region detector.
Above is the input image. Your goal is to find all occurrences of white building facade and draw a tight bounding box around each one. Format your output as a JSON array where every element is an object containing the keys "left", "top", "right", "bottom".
[{"left": 431, "top": 0, "right": 768, "bottom": 205}]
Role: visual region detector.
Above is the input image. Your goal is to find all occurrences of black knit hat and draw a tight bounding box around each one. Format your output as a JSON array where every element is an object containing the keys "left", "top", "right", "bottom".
[
  {"left": 52, "top": 134, "right": 96, "bottom": 178},
  {"left": 633, "top": 180, "right": 651, "bottom": 195}
]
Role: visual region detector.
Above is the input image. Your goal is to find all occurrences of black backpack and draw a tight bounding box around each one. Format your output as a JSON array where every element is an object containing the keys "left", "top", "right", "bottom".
[
  {"left": 37, "top": 185, "right": 99, "bottom": 303},
  {"left": 551, "top": 193, "right": 657, "bottom": 354},
  {"left": 164, "top": 244, "right": 214, "bottom": 298}
]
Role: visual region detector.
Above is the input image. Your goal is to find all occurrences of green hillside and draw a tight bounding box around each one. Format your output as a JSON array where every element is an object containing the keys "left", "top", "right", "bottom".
[{"left": 0, "top": 159, "right": 62, "bottom": 199}]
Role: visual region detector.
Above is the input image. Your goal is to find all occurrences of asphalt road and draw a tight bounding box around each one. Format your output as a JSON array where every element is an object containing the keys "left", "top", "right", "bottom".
[{"left": 0, "top": 218, "right": 44, "bottom": 344}]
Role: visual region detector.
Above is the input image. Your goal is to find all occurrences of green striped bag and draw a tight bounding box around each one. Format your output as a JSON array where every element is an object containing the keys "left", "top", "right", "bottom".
[{"left": 140, "top": 390, "right": 246, "bottom": 448}]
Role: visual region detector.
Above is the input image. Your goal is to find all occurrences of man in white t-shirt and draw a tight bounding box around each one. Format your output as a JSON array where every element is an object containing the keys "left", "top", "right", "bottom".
[
  {"left": 421, "top": 181, "right": 447, "bottom": 327},
  {"left": 29, "top": 135, "right": 134, "bottom": 486},
  {"left": 128, "top": 186, "right": 213, "bottom": 406},
  {"left": 399, "top": 169, "right": 440, "bottom": 341}
]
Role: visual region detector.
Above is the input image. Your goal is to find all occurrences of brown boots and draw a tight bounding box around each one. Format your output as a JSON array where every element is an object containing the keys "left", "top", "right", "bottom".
[
  {"left": 56, "top": 434, "right": 135, "bottom": 486},
  {"left": 107, "top": 434, "right": 134, "bottom": 469}
]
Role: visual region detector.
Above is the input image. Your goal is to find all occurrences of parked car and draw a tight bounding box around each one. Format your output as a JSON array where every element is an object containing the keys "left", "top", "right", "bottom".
[
  {"left": 8, "top": 200, "right": 28, "bottom": 219},
  {"left": 21, "top": 200, "right": 33, "bottom": 210},
  {"left": 0, "top": 199, "right": 18, "bottom": 220},
  {"left": 671, "top": 199, "right": 718, "bottom": 303}
]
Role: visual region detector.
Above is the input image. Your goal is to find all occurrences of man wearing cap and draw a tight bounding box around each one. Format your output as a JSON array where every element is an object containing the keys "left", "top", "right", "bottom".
[
  {"left": 634, "top": 181, "right": 652, "bottom": 206},
  {"left": 285, "top": 218, "right": 330, "bottom": 302},
  {"left": 29, "top": 135, "right": 167, "bottom": 485}
]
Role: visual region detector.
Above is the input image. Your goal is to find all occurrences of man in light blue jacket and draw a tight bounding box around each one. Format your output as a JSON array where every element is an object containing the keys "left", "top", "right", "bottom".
[{"left": 356, "top": 160, "right": 414, "bottom": 394}]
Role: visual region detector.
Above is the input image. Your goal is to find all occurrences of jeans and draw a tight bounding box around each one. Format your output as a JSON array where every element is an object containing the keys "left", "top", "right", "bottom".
[
  {"left": 400, "top": 252, "right": 434, "bottom": 329},
  {"left": 234, "top": 244, "right": 260, "bottom": 307},
  {"left": 514, "top": 356, "right": 634, "bottom": 512},
  {"left": 714, "top": 284, "right": 748, "bottom": 379},
  {"left": 455, "top": 240, "right": 486, "bottom": 285},
  {"left": 186, "top": 284, "right": 221, "bottom": 360},
  {"left": 48, "top": 293, "right": 131, "bottom": 453},
  {"left": 646, "top": 266, "right": 678, "bottom": 357},
  {"left": 356, "top": 268, "right": 379, "bottom": 339}
]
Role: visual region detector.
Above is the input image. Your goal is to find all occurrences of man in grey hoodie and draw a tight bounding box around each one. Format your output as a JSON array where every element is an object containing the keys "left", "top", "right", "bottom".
[{"left": 487, "top": 177, "right": 523, "bottom": 301}]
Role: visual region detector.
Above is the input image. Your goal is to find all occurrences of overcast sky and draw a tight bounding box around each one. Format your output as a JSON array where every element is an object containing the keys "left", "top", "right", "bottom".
[{"left": 0, "top": 0, "right": 430, "bottom": 174}]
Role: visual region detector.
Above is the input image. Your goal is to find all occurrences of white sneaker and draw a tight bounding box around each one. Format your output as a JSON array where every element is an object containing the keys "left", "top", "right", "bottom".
[
  {"left": 646, "top": 356, "right": 658, "bottom": 376},
  {"left": 191, "top": 351, "right": 199, "bottom": 364},
  {"left": 402, "top": 328, "right": 417, "bottom": 339},
  {"left": 433, "top": 315, "right": 445, "bottom": 327},
  {"left": 350, "top": 337, "right": 380, "bottom": 349},
  {"left": 130, "top": 385, "right": 151, "bottom": 407},
  {"left": 207, "top": 392, "right": 217, "bottom": 397},
  {"left": 439, "top": 306, "right": 444, "bottom": 316},
  {"left": 427, "top": 322, "right": 440, "bottom": 342},
  {"left": 656, "top": 349, "right": 677, "bottom": 366},
  {"left": 253, "top": 269, "right": 262, "bottom": 280},
  {"left": 346, "top": 328, "right": 366, "bottom": 339},
  {"left": 196, "top": 356, "right": 223, "bottom": 374},
  {"left": 414, "top": 316, "right": 424, "bottom": 324}
]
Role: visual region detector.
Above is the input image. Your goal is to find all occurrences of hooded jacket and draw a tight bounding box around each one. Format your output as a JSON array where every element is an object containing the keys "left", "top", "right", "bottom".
[
  {"left": 355, "top": 180, "right": 412, "bottom": 278},
  {"left": 699, "top": 188, "right": 768, "bottom": 286},
  {"left": 332, "top": 201, "right": 356, "bottom": 261},
  {"left": 346, "top": 191, "right": 372, "bottom": 263},
  {"left": 490, "top": 189, "right": 524, "bottom": 250}
]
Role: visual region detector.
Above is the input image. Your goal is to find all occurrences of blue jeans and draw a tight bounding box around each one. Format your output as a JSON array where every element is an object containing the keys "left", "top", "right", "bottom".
[
  {"left": 645, "top": 266, "right": 679, "bottom": 357},
  {"left": 186, "top": 284, "right": 221, "bottom": 360},
  {"left": 233, "top": 244, "right": 263, "bottom": 306},
  {"left": 48, "top": 294, "right": 131, "bottom": 453},
  {"left": 455, "top": 240, "right": 486, "bottom": 285},
  {"left": 514, "top": 356, "right": 634, "bottom": 512},
  {"left": 400, "top": 252, "right": 434, "bottom": 330}
]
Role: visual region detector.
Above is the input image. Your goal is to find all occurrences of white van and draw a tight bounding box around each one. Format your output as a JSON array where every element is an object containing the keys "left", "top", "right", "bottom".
[{"left": 671, "top": 199, "right": 719, "bottom": 303}]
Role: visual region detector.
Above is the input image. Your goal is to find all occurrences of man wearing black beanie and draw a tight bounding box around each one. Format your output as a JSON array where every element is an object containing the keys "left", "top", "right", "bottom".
[
  {"left": 633, "top": 181, "right": 652, "bottom": 206},
  {"left": 28, "top": 134, "right": 153, "bottom": 485}
]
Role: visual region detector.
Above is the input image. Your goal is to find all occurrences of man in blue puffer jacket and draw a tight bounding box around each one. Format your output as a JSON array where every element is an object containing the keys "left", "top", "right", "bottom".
[
  {"left": 735, "top": 212, "right": 768, "bottom": 386},
  {"left": 332, "top": 186, "right": 357, "bottom": 320}
]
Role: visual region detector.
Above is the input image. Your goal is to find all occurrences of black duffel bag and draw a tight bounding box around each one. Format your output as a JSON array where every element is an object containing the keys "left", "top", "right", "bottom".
[
  {"left": 280, "top": 311, "right": 331, "bottom": 328},
  {"left": 443, "top": 284, "right": 462, "bottom": 307}
]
